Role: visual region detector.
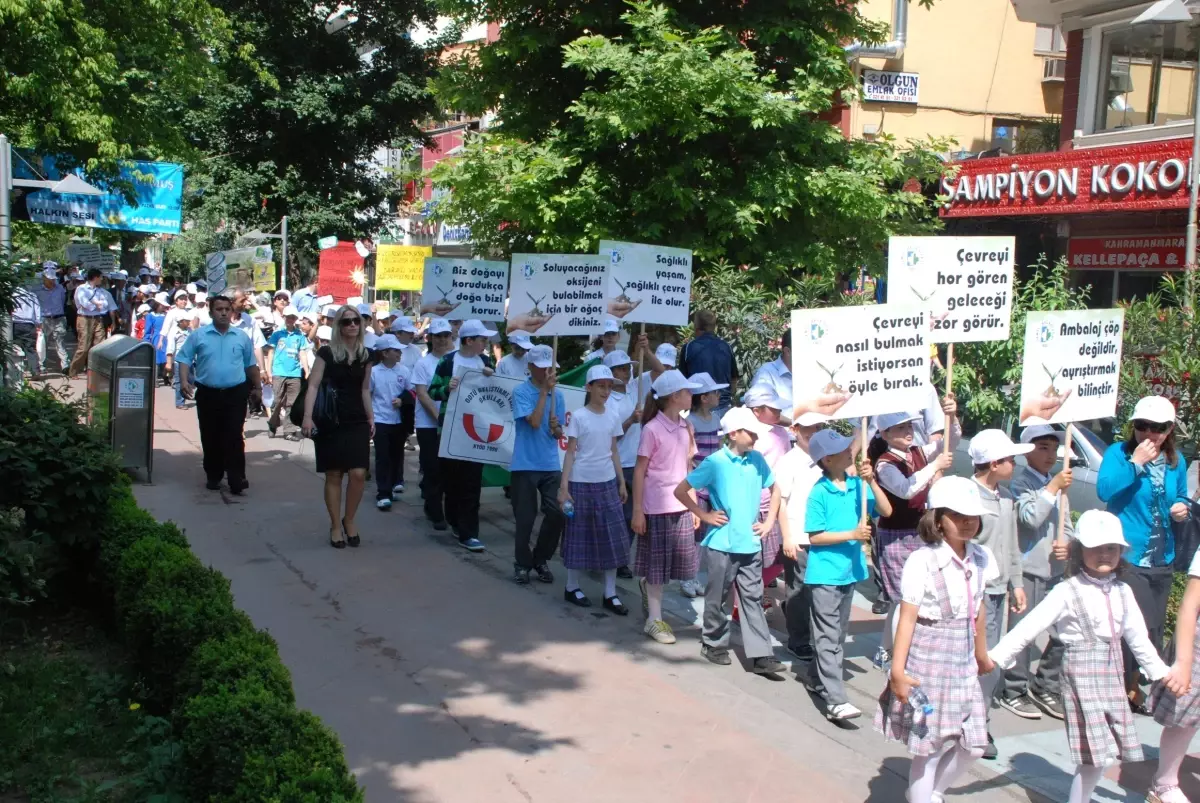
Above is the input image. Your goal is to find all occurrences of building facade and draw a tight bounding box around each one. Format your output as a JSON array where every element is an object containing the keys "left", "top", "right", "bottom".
[{"left": 941, "top": 0, "right": 1199, "bottom": 305}]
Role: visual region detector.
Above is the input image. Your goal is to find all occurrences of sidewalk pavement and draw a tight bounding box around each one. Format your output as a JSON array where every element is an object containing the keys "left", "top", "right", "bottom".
[{"left": 119, "top": 380, "right": 1200, "bottom": 802}]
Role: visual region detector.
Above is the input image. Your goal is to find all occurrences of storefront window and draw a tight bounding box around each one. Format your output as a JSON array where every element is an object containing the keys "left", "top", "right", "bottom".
[{"left": 1096, "top": 21, "right": 1198, "bottom": 132}]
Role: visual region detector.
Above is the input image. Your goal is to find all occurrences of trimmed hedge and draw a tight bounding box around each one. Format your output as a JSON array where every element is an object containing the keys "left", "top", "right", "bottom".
[{"left": 93, "top": 487, "right": 363, "bottom": 801}]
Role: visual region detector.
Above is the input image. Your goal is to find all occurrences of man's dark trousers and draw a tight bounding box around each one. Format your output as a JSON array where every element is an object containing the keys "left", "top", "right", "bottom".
[
  {"left": 511, "top": 470, "right": 564, "bottom": 569},
  {"left": 195, "top": 381, "right": 250, "bottom": 487},
  {"left": 441, "top": 456, "right": 483, "bottom": 541},
  {"left": 417, "top": 427, "right": 445, "bottom": 524}
]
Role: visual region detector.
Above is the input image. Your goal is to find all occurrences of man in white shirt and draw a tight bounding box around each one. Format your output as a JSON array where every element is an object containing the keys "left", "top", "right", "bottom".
[
  {"left": 231, "top": 290, "right": 268, "bottom": 416},
  {"left": 67, "top": 268, "right": 114, "bottom": 377},
  {"left": 748, "top": 328, "right": 792, "bottom": 420},
  {"left": 776, "top": 414, "right": 825, "bottom": 661},
  {"left": 497, "top": 331, "right": 534, "bottom": 378},
  {"left": 412, "top": 319, "right": 455, "bottom": 531}
]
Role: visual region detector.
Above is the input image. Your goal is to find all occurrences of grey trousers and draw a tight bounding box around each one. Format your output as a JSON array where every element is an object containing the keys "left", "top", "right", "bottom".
[
  {"left": 782, "top": 549, "right": 813, "bottom": 656},
  {"left": 1003, "top": 574, "right": 1064, "bottom": 698},
  {"left": 981, "top": 592, "right": 1007, "bottom": 723},
  {"left": 42, "top": 316, "right": 68, "bottom": 373},
  {"left": 702, "top": 548, "right": 771, "bottom": 659},
  {"left": 807, "top": 583, "right": 855, "bottom": 705}
]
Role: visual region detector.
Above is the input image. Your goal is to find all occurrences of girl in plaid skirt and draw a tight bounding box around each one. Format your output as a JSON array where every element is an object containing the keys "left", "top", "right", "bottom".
[
  {"left": 683, "top": 372, "right": 727, "bottom": 597},
  {"left": 1146, "top": 547, "right": 1200, "bottom": 803},
  {"left": 558, "top": 365, "right": 631, "bottom": 615},
  {"left": 875, "top": 476, "right": 996, "bottom": 803},
  {"left": 990, "top": 511, "right": 1181, "bottom": 803},
  {"left": 632, "top": 370, "right": 704, "bottom": 644}
]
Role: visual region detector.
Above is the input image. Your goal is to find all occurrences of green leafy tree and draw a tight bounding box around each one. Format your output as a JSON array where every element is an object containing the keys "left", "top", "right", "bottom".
[
  {"left": 179, "top": 0, "right": 443, "bottom": 276},
  {"left": 430, "top": 2, "right": 948, "bottom": 280}
]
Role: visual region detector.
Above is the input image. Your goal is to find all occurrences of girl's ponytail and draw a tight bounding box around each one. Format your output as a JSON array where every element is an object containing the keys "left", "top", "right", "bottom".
[{"left": 641, "top": 387, "right": 664, "bottom": 425}]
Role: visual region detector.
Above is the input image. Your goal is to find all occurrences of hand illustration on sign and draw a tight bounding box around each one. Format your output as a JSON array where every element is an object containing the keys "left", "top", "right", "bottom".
[
  {"left": 816, "top": 360, "right": 847, "bottom": 394},
  {"left": 507, "top": 312, "right": 556, "bottom": 334},
  {"left": 607, "top": 278, "right": 644, "bottom": 320},
  {"left": 421, "top": 299, "right": 463, "bottom": 318}
]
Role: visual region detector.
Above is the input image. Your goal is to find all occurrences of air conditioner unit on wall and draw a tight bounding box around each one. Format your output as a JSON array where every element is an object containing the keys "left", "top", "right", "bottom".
[{"left": 1043, "top": 57, "right": 1067, "bottom": 82}]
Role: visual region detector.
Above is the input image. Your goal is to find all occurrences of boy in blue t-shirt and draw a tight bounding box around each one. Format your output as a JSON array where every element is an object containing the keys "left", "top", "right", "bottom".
[
  {"left": 804, "top": 429, "right": 893, "bottom": 722},
  {"left": 265, "top": 307, "right": 310, "bottom": 437},
  {"left": 674, "top": 407, "right": 784, "bottom": 676}
]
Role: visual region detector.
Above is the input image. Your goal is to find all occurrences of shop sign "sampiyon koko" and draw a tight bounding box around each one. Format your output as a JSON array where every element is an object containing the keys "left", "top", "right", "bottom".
[{"left": 941, "top": 138, "right": 1194, "bottom": 218}]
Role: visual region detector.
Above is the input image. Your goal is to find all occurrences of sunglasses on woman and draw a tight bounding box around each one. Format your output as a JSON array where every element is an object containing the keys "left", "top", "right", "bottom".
[
  {"left": 339, "top": 317, "right": 361, "bottom": 327},
  {"left": 1133, "top": 419, "right": 1170, "bottom": 434}
]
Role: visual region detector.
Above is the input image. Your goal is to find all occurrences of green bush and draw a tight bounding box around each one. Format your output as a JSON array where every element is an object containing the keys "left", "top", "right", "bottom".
[
  {"left": 179, "top": 681, "right": 362, "bottom": 802},
  {"left": 97, "top": 485, "right": 189, "bottom": 585},
  {"left": 0, "top": 507, "right": 48, "bottom": 614},
  {"left": 113, "top": 538, "right": 248, "bottom": 706},
  {"left": 179, "top": 629, "right": 295, "bottom": 705},
  {"left": 0, "top": 388, "right": 122, "bottom": 548}
]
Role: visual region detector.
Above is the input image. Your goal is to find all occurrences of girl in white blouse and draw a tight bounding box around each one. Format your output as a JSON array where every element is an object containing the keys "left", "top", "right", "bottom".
[
  {"left": 875, "top": 476, "right": 997, "bottom": 803},
  {"left": 989, "top": 510, "right": 1185, "bottom": 803}
]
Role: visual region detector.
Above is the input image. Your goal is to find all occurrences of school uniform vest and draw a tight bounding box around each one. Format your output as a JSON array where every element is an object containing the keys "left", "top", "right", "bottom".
[{"left": 877, "top": 447, "right": 929, "bottom": 530}]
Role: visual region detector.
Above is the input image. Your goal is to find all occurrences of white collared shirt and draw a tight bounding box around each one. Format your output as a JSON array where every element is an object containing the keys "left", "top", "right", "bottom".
[
  {"left": 990, "top": 575, "right": 1168, "bottom": 681},
  {"left": 900, "top": 542, "right": 999, "bottom": 621},
  {"left": 749, "top": 357, "right": 792, "bottom": 412},
  {"left": 775, "top": 445, "right": 822, "bottom": 546}
]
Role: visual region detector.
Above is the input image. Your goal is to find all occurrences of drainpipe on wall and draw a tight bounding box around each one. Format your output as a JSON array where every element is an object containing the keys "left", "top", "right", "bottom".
[{"left": 845, "top": 0, "right": 908, "bottom": 61}]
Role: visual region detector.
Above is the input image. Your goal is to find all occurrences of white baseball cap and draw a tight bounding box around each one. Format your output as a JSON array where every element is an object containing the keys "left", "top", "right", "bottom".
[
  {"left": 1021, "top": 424, "right": 1063, "bottom": 444},
  {"left": 283, "top": 305, "right": 299, "bottom": 317},
  {"left": 652, "top": 369, "right": 702, "bottom": 398},
  {"left": 877, "top": 411, "right": 922, "bottom": 432},
  {"left": 1073, "top": 509, "right": 1129, "bottom": 548},
  {"left": 136, "top": 303, "right": 151, "bottom": 314},
  {"left": 391, "top": 316, "right": 417, "bottom": 334},
  {"left": 459, "top": 319, "right": 497, "bottom": 339},
  {"left": 374, "top": 308, "right": 394, "bottom": 320},
  {"left": 137, "top": 284, "right": 152, "bottom": 294},
  {"left": 374, "top": 333, "right": 402, "bottom": 351},
  {"left": 655, "top": 342, "right": 677, "bottom": 367},
  {"left": 154, "top": 292, "right": 170, "bottom": 306},
  {"left": 273, "top": 289, "right": 291, "bottom": 300},
  {"left": 528, "top": 344, "right": 556, "bottom": 369},
  {"left": 428, "top": 319, "right": 452, "bottom": 335},
  {"left": 1131, "top": 395, "right": 1176, "bottom": 424},
  {"left": 509, "top": 331, "right": 534, "bottom": 350},
  {"left": 322, "top": 305, "right": 339, "bottom": 319},
  {"left": 968, "top": 429, "right": 1034, "bottom": 464},
  {"left": 586, "top": 365, "right": 615, "bottom": 384},
  {"left": 603, "top": 350, "right": 633, "bottom": 369},
  {"left": 42, "top": 267, "right": 58, "bottom": 279},
  {"left": 173, "top": 288, "right": 189, "bottom": 300},
  {"left": 347, "top": 296, "right": 364, "bottom": 307},
  {"left": 302, "top": 311, "right": 320, "bottom": 324},
  {"left": 926, "top": 476, "right": 996, "bottom": 517},
  {"left": 194, "top": 291, "right": 207, "bottom": 303},
  {"left": 195, "top": 278, "right": 207, "bottom": 289},
  {"left": 808, "top": 429, "right": 854, "bottom": 465},
  {"left": 796, "top": 412, "right": 832, "bottom": 427},
  {"left": 720, "top": 406, "right": 771, "bottom": 437},
  {"left": 355, "top": 303, "right": 372, "bottom": 316},
  {"left": 688, "top": 372, "right": 729, "bottom": 395},
  {"left": 186, "top": 282, "right": 198, "bottom": 294},
  {"left": 316, "top": 325, "right": 333, "bottom": 340},
  {"left": 603, "top": 318, "right": 621, "bottom": 334},
  {"left": 743, "top": 384, "right": 782, "bottom": 410}
]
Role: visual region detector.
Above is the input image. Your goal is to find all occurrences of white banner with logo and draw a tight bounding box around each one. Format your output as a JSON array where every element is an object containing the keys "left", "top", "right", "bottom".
[
  {"left": 790, "top": 304, "right": 932, "bottom": 420},
  {"left": 438, "top": 370, "right": 587, "bottom": 467},
  {"left": 1018, "top": 309, "right": 1125, "bottom": 425},
  {"left": 862, "top": 70, "right": 920, "bottom": 104},
  {"left": 887, "top": 236, "right": 1015, "bottom": 343},
  {"left": 507, "top": 254, "right": 610, "bottom": 336},
  {"left": 596, "top": 240, "right": 692, "bottom": 327},
  {"left": 421, "top": 258, "right": 509, "bottom": 321}
]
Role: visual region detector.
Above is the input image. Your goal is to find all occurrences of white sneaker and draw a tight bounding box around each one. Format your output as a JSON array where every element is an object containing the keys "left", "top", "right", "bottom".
[
  {"left": 679, "top": 579, "right": 699, "bottom": 598},
  {"left": 1149, "top": 786, "right": 1192, "bottom": 803},
  {"left": 643, "top": 619, "right": 677, "bottom": 644},
  {"left": 376, "top": 498, "right": 392, "bottom": 510},
  {"left": 905, "top": 792, "right": 944, "bottom": 803},
  {"left": 392, "top": 483, "right": 405, "bottom": 495},
  {"left": 826, "top": 702, "right": 862, "bottom": 721}
]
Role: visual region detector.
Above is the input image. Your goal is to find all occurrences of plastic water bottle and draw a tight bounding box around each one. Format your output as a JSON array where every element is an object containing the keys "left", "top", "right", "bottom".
[
  {"left": 908, "top": 687, "right": 934, "bottom": 738},
  {"left": 562, "top": 499, "right": 575, "bottom": 519},
  {"left": 872, "top": 645, "right": 892, "bottom": 672}
]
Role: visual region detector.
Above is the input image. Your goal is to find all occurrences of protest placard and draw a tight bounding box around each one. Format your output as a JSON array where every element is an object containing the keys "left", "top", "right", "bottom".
[
  {"left": 376, "top": 244, "right": 432, "bottom": 291},
  {"left": 887, "top": 236, "right": 1015, "bottom": 344},
  {"left": 507, "top": 254, "right": 609, "bottom": 336},
  {"left": 317, "top": 242, "right": 365, "bottom": 302},
  {"left": 596, "top": 240, "right": 692, "bottom": 327},
  {"left": 438, "top": 370, "right": 586, "bottom": 467},
  {"left": 790, "top": 304, "right": 932, "bottom": 421},
  {"left": 1019, "top": 309, "right": 1125, "bottom": 425},
  {"left": 421, "top": 258, "right": 509, "bottom": 321}
]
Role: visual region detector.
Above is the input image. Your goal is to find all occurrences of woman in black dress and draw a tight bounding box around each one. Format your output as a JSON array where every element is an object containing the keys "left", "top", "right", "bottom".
[{"left": 302, "top": 305, "right": 374, "bottom": 548}]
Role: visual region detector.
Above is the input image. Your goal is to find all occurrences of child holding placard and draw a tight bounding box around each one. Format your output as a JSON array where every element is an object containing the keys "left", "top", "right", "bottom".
[
  {"left": 989, "top": 511, "right": 1181, "bottom": 803},
  {"left": 871, "top": 396, "right": 959, "bottom": 662},
  {"left": 558, "top": 365, "right": 630, "bottom": 614},
  {"left": 632, "top": 370, "right": 702, "bottom": 643},
  {"left": 875, "top": 476, "right": 996, "bottom": 803}
]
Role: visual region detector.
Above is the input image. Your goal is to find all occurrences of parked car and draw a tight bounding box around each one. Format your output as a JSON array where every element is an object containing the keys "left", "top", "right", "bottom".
[{"left": 950, "top": 419, "right": 1107, "bottom": 515}]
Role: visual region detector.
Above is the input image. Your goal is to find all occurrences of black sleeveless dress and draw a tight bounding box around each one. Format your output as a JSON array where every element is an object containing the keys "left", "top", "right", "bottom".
[{"left": 313, "top": 345, "right": 370, "bottom": 472}]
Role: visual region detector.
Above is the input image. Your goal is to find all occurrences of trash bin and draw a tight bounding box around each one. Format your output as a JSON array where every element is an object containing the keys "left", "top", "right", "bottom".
[{"left": 87, "top": 335, "right": 155, "bottom": 482}]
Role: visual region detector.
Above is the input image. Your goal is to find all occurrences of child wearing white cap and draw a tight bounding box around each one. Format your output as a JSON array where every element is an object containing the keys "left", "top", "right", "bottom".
[
  {"left": 871, "top": 396, "right": 960, "bottom": 663},
  {"left": 682, "top": 371, "right": 729, "bottom": 597},
  {"left": 631, "top": 369, "right": 702, "bottom": 642},
  {"left": 989, "top": 511, "right": 1180, "bottom": 803},
  {"left": 412, "top": 319, "right": 456, "bottom": 531},
  {"left": 673, "top": 407, "right": 783, "bottom": 676},
  {"left": 558, "top": 365, "right": 630, "bottom": 613},
  {"left": 601, "top": 349, "right": 642, "bottom": 579},
  {"left": 583, "top": 318, "right": 622, "bottom": 363},
  {"left": 497, "top": 331, "right": 534, "bottom": 378},
  {"left": 744, "top": 384, "right": 793, "bottom": 587},
  {"left": 369, "top": 334, "right": 413, "bottom": 510},
  {"left": 876, "top": 475, "right": 999, "bottom": 803},
  {"left": 804, "top": 429, "right": 892, "bottom": 721}
]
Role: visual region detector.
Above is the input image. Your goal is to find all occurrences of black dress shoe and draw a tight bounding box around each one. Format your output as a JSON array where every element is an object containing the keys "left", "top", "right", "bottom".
[
  {"left": 616, "top": 566, "right": 634, "bottom": 579},
  {"left": 229, "top": 478, "right": 249, "bottom": 495},
  {"left": 533, "top": 564, "right": 554, "bottom": 584},
  {"left": 563, "top": 588, "right": 592, "bottom": 607},
  {"left": 343, "top": 518, "right": 360, "bottom": 548},
  {"left": 871, "top": 599, "right": 890, "bottom": 615},
  {"left": 602, "top": 596, "right": 629, "bottom": 616},
  {"left": 206, "top": 479, "right": 221, "bottom": 491}
]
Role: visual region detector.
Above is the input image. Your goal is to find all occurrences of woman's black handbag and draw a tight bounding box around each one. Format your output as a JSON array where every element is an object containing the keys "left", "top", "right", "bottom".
[
  {"left": 1173, "top": 498, "right": 1200, "bottom": 573},
  {"left": 288, "top": 376, "right": 339, "bottom": 432}
]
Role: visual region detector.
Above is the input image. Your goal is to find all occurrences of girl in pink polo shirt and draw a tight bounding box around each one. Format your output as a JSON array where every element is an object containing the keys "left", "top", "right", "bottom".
[{"left": 632, "top": 369, "right": 702, "bottom": 645}]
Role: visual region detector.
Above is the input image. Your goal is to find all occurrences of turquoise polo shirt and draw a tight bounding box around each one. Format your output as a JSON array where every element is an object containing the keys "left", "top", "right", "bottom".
[
  {"left": 176, "top": 323, "right": 256, "bottom": 389},
  {"left": 804, "top": 476, "right": 876, "bottom": 586},
  {"left": 688, "top": 447, "right": 774, "bottom": 555}
]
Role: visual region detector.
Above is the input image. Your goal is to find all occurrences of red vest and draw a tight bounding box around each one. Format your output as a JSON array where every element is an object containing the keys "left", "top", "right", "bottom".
[{"left": 876, "top": 447, "right": 929, "bottom": 530}]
